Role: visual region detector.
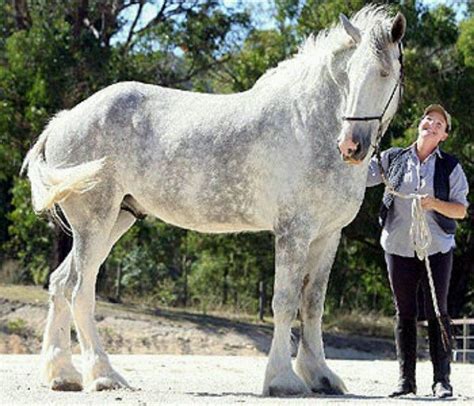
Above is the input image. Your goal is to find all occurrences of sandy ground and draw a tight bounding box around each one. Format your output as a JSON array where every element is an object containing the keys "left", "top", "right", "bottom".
[
  {"left": 1, "top": 286, "right": 471, "bottom": 404},
  {"left": 0, "top": 355, "right": 473, "bottom": 405}
]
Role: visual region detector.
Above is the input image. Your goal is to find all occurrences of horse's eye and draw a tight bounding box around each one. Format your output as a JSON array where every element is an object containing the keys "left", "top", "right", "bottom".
[{"left": 380, "top": 70, "right": 389, "bottom": 77}]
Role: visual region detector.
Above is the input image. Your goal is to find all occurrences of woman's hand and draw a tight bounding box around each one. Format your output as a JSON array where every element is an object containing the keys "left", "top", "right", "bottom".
[
  {"left": 420, "top": 195, "right": 467, "bottom": 219},
  {"left": 420, "top": 195, "right": 438, "bottom": 210}
]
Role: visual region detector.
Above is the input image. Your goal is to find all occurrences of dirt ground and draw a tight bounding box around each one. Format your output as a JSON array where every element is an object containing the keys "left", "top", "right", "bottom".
[
  {"left": 0, "top": 285, "right": 472, "bottom": 404},
  {"left": 0, "top": 355, "right": 473, "bottom": 405}
]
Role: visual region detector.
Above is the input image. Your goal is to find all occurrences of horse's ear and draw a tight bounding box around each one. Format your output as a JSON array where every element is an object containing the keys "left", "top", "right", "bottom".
[
  {"left": 391, "top": 12, "right": 406, "bottom": 43},
  {"left": 340, "top": 13, "right": 361, "bottom": 44}
]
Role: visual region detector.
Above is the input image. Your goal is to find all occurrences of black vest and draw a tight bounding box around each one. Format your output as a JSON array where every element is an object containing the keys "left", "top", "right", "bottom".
[{"left": 379, "top": 147, "right": 459, "bottom": 235}]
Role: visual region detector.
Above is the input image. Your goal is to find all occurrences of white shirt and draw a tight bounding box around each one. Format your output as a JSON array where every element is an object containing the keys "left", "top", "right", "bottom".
[{"left": 367, "top": 145, "right": 469, "bottom": 257}]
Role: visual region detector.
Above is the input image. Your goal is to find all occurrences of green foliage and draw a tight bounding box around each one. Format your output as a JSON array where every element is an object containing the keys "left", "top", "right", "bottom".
[
  {"left": 458, "top": 17, "right": 474, "bottom": 68},
  {"left": 223, "top": 29, "right": 287, "bottom": 92},
  {"left": 186, "top": 233, "right": 274, "bottom": 313},
  {"left": 6, "top": 318, "right": 28, "bottom": 336},
  {"left": 189, "top": 251, "right": 227, "bottom": 312},
  {"left": 296, "top": 0, "right": 371, "bottom": 41},
  {"left": 105, "top": 220, "right": 274, "bottom": 313},
  {"left": 0, "top": 1, "right": 472, "bottom": 319},
  {"left": 6, "top": 177, "right": 52, "bottom": 284}
]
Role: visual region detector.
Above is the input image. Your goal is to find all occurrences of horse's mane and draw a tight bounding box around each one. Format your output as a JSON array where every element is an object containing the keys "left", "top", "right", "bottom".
[{"left": 253, "top": 5, "right": 393, "bottom": 90}]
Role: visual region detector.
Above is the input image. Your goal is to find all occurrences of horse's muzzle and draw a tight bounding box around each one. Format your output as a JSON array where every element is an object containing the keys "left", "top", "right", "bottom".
[{"left": 337, "top": 138, "right": 364, "bottom": 164}]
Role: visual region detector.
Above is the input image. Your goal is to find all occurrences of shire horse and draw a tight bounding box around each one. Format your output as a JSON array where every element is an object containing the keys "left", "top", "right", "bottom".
[{"left": 23, "top": 6, "right": 405, "bottom": 396}]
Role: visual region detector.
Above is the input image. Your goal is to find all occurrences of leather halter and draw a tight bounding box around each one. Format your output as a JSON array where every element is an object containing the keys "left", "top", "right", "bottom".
[{"left": 341, "top": 42, "right": 404, "bottom": 152}]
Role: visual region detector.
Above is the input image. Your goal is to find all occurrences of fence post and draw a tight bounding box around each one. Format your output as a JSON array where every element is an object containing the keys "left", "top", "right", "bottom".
[
  {"left": 463, "top": 316, "right": 468, "bottom": 363},
  {"left": 258, "top": 280, "right": 265, "bottom": 321}
]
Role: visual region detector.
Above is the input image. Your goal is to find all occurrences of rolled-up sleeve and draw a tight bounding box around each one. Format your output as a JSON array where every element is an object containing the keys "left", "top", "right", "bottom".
[
  {"left": 449, "top": 164, "right": 470, "bottom": 207},
  {"left": 367, "top": 151, "right": 390, "bottom": 187}
]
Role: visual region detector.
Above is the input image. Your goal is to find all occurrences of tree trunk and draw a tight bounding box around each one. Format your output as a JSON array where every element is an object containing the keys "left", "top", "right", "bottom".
[
  {"left": 223, "top": 267, "right": 228, "bottom": 306},
  {"left": 115, "top": 265, "right": 122, "bottom": 303}
]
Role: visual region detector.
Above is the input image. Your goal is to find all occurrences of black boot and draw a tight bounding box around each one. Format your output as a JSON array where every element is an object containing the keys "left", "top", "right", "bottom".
[
  {"left": 428, "top": 316, "right": 453, "bottom": 398},
  {"left": 389, "top": 317, "right": 417, "bottom": 397}
]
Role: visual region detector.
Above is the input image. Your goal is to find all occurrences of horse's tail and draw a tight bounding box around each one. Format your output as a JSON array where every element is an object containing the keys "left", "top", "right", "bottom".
[{"left": 21, "top": 111, "right": 106, "bottom": 213}]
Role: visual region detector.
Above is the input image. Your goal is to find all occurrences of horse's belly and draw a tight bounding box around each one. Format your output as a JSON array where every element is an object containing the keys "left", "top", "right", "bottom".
[
  {"left": 136, "top": 200, "right": 271, "bottom": 234},
  {"left": 127, "top": 176, "right": 273, "bottom": 233}
]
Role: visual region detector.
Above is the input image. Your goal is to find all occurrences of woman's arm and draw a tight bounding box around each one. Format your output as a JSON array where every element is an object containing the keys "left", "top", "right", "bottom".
[
  {"left": 366, "top": 151, "right": 390, "bottom": 188},
  {"left": 420, "top": 196, "right": 467, "bottom": 219},
  {"left": 422, "top": 163, "right": 470, "bottom": 219}
]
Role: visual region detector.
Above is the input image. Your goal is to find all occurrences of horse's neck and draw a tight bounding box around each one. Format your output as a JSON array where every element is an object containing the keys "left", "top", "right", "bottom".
[
  {"left": 290, "top": 55, "right": 347, "bottom": 143},
  {"left": 247, "top": 50, "right": 350, "bottom": 147},
  {"left": 315, "top": 62, "right": 346, "bottom": 125}
]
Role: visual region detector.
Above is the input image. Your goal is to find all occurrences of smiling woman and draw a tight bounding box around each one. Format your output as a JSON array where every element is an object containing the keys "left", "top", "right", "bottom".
[{"left": 366, "top": 103, "right": 469, "bottom": 399}]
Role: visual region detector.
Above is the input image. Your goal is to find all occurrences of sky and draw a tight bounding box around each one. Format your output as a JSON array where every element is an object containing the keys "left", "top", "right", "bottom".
[
  {"left": 114, "top": 0, "right": 469, "bottom": 45},
  {"left": 423, "top": 0, "right": 468, "bottom": 20}
]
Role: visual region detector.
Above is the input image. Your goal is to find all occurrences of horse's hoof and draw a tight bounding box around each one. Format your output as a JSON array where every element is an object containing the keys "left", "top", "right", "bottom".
[
  {"left": 87, "top": 377, "right": 120, "bottom": 391},
  {"left": 266, "top": 374, "right": 311, "bottom": 397},
  {"left": 50, "top": 377, "right": 83, "bottom": 391},
  {"left": 311, "top": 376, "right": 346, "bottom": 395},
  {"left": 86, "top": 374, "right": 131, "bottom": 392},
  {"left": 268, "top": 385, "right": 311, "bottom": 397}
]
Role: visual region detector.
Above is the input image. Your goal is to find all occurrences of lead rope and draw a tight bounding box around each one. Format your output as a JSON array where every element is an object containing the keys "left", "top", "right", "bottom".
[{"left": 375, "top": 145, "right": 450, "bottom": 350}]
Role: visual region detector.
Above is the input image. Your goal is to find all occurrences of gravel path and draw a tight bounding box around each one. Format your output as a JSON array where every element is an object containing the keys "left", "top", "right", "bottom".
[{"left": 0, "top": 355, "right": 472, "bottom": 405}]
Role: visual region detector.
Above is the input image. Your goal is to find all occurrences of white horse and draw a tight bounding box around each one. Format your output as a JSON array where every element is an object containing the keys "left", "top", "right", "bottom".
[{"left": 22, "top": 6, "right": 405, "bottom": 396}]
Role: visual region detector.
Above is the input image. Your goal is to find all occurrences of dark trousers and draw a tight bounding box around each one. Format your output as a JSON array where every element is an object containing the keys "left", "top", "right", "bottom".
[{"left": 385, "top": 250, "right": 453, "bottom": 319}]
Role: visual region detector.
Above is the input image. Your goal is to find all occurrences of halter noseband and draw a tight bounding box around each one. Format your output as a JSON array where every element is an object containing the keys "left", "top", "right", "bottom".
[{"left": 341, "top": 42, "right": 404, "bottom": 151}]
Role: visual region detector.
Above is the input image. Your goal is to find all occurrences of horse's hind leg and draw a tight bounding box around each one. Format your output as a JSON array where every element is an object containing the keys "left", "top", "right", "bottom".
[
  {"left": 59, "top": 192, "right": 135, "bottom": 391},
  {"left": 42, "top": 203, "right": 135, "bottom": 392},
  {"left": 294, "top": 231, "right": 347, "bottom": 394},
  {"left": 41, "top": 252, "right": 82, "bottom": 391}
]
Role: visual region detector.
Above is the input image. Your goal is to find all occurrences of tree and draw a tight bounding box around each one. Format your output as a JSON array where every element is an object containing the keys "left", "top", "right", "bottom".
[
  {"left": 0, "top": 0, "right": 251, "bottom": 288},
  {"left": 1, "top": 1, "right": 472, "bottom": 319}
]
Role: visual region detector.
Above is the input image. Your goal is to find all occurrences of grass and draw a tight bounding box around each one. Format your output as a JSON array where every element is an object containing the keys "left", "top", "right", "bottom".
[
  {"left": 0, "top": 285, "right": 45, "bottom": 344},
  {"left": 324, "top": 310, "right": 394, "bottom": 338},
  {"left": 6, "top": 318, "right": 28, "bottom": 336},
  {"left": 0, "top": 283, "right": 272, "bottom": 328},
  {"left": 0, "top": 283, "right": 393, "bottom": 338},
  {"left": 0, "top": 284, "right": 49, "bottom": 304}
]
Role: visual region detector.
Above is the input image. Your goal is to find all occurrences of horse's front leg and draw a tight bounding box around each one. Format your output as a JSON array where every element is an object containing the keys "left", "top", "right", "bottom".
[
  {"left": 263, "top": 226, "right": 313, "bottom": 397},
  {"left": 295, "top": 231, "right": 347, "bottom": 394}
]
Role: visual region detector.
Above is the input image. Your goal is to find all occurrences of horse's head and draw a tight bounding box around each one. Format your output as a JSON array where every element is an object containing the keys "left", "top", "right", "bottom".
[{"left": 337, "top": 12, "right": 406, "bottom": 164}]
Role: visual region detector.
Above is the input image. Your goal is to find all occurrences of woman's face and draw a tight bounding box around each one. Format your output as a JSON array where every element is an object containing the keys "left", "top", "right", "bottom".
[{"left": 417, "top": 111, "right": 448, "bottom": 145}]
